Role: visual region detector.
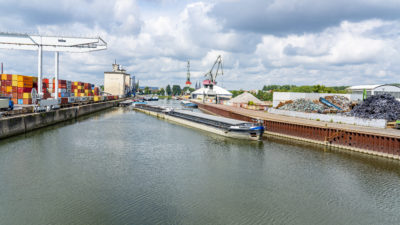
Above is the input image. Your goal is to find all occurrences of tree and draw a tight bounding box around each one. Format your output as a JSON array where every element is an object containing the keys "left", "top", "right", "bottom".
[
  {"left": 182, "top": 86, "right": 195, "bottom": 94},
  {"left": 166, "top": 85, "right": 172, "bottom": 96},
  {"left": 172, "top": 85, "right": 182, "bottom": 96},
  {"left": 158, "top": 88, "right": 165, "bottom": 96},
  {"left": 144, "top": 86, "right": 150, "bottom": 94},
  {"left": 230, "top": 90, "right": 244, "bottom": 98}
]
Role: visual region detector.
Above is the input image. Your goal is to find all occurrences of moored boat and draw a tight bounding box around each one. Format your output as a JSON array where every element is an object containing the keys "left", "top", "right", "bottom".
[
  {"left": 133, "top": 104, "right": 264, "bottom": 140},
  {"left": 181, "top": 100, "right": 198, "bottom": 108}
]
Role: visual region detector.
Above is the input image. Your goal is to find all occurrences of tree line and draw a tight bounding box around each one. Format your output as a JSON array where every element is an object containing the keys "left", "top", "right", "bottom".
[
  {"left": 141, "top": 84, "right": 195, "bottom": 96},
  {"left": 231, "top": 85, "right": 349, "bottom": 101}
]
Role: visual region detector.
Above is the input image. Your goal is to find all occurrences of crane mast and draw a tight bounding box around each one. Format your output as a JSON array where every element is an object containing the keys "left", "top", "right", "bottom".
[{"left": 203, "top": 55, "right": 223, "bottom": 89}]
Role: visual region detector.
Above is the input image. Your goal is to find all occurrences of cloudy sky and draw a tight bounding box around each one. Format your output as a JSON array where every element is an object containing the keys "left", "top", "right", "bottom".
[{"left": 0, "top": 0, "right": 400, "bottom": 90}]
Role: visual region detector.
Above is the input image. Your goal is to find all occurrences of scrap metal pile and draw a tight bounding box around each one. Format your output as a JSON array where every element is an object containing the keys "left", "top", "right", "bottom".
[
  {"left": 278, "top": 98, "right": 328, "bottom": 113},
  {"left": 325, "top": 95, "right": 351, "bottom": 111},
  {"left": 277, "top": 95, "right": 353, "bottom": 113},
  {"left": 349, "top": 94, "right": 400, "bottom": 121}
]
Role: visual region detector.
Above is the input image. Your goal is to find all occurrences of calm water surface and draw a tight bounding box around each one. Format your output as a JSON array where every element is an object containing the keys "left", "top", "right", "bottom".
[{"left": 0, "top": 100, "right": 399, "bottom": 225}]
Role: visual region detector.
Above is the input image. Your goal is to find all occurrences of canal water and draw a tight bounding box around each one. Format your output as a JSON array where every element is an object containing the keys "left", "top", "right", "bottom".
[{"left": 0, "top": 100, "right": 399, "bottom": 225}]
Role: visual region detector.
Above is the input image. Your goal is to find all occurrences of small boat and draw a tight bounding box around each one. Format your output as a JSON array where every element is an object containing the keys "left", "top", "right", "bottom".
[
  {"left": 181, "top": 100, "right": 198, "bottom": 108},
  {"left": 133, "top": 104, "right": 264, "bottom": 140},
  {"left": 151, "top": 95, "right": 159, "bottom": 101}
]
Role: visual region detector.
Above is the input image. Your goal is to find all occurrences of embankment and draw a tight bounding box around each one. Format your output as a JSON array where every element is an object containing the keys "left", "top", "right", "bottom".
[{"left": 0, "top": 100, "right": 122, "bottom": 139}]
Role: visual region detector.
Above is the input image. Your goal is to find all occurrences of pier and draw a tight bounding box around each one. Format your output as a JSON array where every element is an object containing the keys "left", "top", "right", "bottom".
[
  {"left": 0, "top": 99, "right": 124, "bottom": 139},
  {"left": 195, "top": 101, "right": 400, "bottom": 159}
]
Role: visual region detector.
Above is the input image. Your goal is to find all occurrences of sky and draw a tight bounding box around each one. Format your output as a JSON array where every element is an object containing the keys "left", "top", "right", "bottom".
[{"left": 0, "top": 0, "right": 400, "bottom": 90}]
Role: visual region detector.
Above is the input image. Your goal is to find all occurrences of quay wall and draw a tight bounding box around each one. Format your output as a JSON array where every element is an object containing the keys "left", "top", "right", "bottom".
[
  {"left": 0, "top": 100, "right": 121, "bottom": 139},
  {"left": 196, "top": 102, "right": 400, "bottom": 160}
]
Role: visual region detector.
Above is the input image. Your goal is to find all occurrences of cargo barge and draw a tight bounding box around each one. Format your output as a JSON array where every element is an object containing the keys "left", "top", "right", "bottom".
[
  {"left": 194, "top": 101, "right": 400, "bottom": 160},
  {"left": 133, "top": 104, "right": 264, "bottom": 140}
]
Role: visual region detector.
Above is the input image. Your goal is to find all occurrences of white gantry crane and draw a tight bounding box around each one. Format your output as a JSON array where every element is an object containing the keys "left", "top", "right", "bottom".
[{"left": 0, "top": 32, "right": 107, "bottom": 100}]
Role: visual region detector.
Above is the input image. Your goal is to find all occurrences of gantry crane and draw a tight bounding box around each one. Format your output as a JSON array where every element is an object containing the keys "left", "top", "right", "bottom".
[{"left": 0, "top": 32, "right": 107, "bottom": 101}]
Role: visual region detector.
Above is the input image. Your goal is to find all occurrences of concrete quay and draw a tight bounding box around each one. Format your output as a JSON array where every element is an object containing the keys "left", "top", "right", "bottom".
[
  {"left": 0, "top": 100, "right": 123, "bottom": 139},
  {"left": 195, "top": 101, "right": 400, "bottom": 160}
]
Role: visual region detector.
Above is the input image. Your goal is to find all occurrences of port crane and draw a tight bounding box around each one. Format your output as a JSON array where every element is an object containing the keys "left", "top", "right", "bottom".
[
  {"left": 0, "top": 32, "right": 107, "bottom": 103},
  {"left": 203, "top": 55, "right": 223, "bottom": 89}
]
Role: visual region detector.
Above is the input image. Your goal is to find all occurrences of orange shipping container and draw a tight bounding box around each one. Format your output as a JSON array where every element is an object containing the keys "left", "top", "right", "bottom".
[
  {"left": 18, "top": 81, "right": 33, "bottom": 88},
  {"left": 1, "top": 74, "right": 7, "bottom": 80},
  {"left": 23, "top": 98, "right": 32, "bottom": 105},
  {"left": 6, "top": 86, "right": 12, "bottom": 92}
]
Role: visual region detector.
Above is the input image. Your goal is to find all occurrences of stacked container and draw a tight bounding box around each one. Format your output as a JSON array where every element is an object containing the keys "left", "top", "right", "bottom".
[
  {"left": 0, "top": 74, "right": 37, "bottom": 105},
  {"left": 1, "top": 74, "right": 105, "bottom": 105}
]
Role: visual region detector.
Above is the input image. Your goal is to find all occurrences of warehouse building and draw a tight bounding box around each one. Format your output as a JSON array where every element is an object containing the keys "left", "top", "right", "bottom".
[
  {"left": 104, "top": 63, "right": 131, "bottom": 96},
  {"left": 347, "top": 84, "right": 400, "bottom": 99}
]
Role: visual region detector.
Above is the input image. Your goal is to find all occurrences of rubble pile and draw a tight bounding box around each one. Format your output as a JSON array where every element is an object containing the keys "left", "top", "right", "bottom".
[
  {"left": 278, "top": 99, "right": 327, "bottom": 113},
  {"left": 350, "top": 94, "right": 400, "bottom": 121},
  {"left": 325, "top": 95, "right": 351, "bottom": 111}
]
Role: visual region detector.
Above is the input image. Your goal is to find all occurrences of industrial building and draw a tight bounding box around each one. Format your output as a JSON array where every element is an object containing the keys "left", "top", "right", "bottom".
[
  {"left": 347, "top": 84, "right": 400, "bottom": 99},
  {"left": 104, "top": 63, "right": 131, "bottom": 96}
]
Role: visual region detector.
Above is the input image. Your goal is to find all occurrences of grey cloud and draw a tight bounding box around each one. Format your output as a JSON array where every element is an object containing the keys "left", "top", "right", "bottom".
[{"left": 211, "top": 0, "right": 400, "bottom": 35}]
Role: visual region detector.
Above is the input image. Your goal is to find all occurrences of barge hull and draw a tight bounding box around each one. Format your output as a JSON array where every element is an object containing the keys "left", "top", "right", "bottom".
[{"left": 195, "top": 101, "right": 400, "bottom": 160}]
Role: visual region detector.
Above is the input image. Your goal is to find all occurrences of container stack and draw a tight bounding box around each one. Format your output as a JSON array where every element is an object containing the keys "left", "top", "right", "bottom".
[
  {"left": 1, "top": 74, "right": 105, "bottom": 105},
  {"left": 0, "top": 74, "right": 37, "bottom": 105}
]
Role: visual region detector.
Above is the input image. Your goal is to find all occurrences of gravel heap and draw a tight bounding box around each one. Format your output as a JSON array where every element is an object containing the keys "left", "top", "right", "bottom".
[{"left": 349, "top": 94, "right": 400, "bottom": 121}]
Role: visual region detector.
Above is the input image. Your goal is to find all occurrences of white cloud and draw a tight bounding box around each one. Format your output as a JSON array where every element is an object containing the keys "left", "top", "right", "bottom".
[{"left": 1, "top": 0, "right": 400, "bottom": 90}]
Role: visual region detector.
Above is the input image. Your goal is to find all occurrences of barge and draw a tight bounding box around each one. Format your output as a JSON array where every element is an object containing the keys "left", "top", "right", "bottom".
[
  {"left": 133, "top": 104, "right": 264, "bottom": 140},
  {"left": 181, "top": 100, "right": 198, "bottom": 108}
]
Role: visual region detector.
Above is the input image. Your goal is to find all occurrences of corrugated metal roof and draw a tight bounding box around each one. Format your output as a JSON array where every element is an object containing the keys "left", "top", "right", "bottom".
[
  {"left": 175, "top": 109, "right": 247, "bottom": 125},
  {"left": 347, "top": 85, "right": 382, "bottom": 90}
]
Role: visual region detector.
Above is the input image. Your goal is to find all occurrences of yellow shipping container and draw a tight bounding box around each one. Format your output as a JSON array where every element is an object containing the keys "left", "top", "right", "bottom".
[
  {"left": 12, "top": 75, "right": 18, "bottom": 81},
  {"left": 6, "top": 86, "right": 12, "bottom": 92},
  {"left": 12, "top": 80, "right": 18, "bottom": 86},
  {"left": 23, "top": 93, "right": 31, "bottom": 98},
  {"left": 18, "top": 76, "right": 32, "bottom": 82},
  {"left": 74, "top": 82, "right": 78, "bottom": 85},
  {"left": 18, "top": 81, "right": 33, "bottom": 88},
  {"left": 78, "top": 86, "right": 82, "bottom": 90},
  {"left": 94, "top": 96, "right": 100, "bottom": 102},
  {"left": 1, "top": 74, "right": 7, "bottom": 80},
  {"left": 80, "top": 93, "right": 85, "bottom": 97}
]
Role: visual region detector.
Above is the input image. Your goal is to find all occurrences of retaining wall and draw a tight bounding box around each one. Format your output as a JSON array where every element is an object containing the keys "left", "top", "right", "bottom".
[{"left": 0, "top": 100, "right": 121, "bottom": 139}]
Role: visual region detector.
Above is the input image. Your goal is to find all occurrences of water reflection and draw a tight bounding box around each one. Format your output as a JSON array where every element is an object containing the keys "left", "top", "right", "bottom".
[{"left": 0, "top": 104, "right": 399, "bottom": 225}]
